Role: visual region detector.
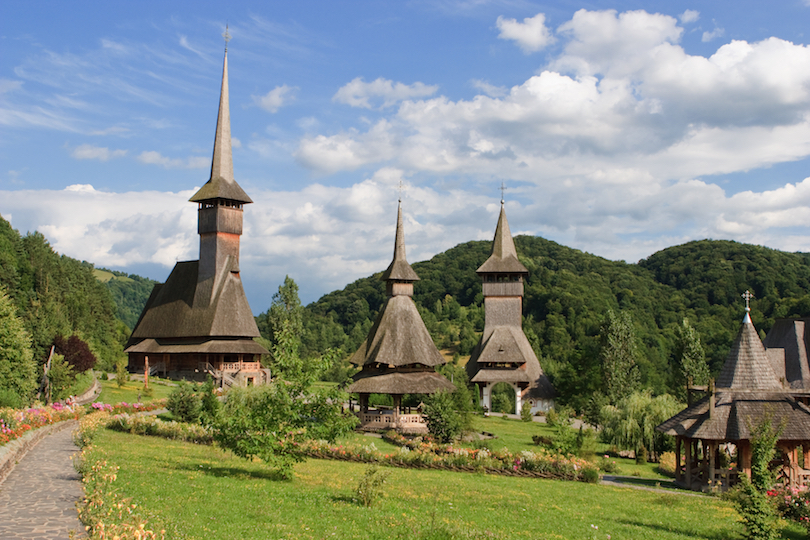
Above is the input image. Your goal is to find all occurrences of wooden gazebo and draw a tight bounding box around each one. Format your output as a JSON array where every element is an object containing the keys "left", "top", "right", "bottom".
[
  {"left": 347, "top": 200, "right": 454, "bottom": 433},
  {"left": 658, "top": 292, "right": 810, "bottom": 491}
]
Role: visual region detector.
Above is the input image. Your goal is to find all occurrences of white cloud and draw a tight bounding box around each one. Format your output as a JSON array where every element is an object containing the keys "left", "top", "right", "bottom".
[
  {"left": 137, "top": 151, "right": 208, "bottom": 169},
  {"left": 333, "top": 77, "right": 438, "bottom": 109},
  {"left": 496, "top": 13, "right": 554, "bottom": 53},
  {"left": 71, "top": 144, "right": 127, "bottom": 161},
  {"left": 471, "top": 79, "right": 507, "bottom": 98},
  {"left": 679, "top": 10, "right": 700, "bottom": 24},
  {"left": 703, "top": 26, "right": 726, "bottom": 42},
  {"left": 253, "top": 85, "right": 296, "bottom": 113},
  {"left": 231, "top": 137, "right": 242, "bottom": 149}
]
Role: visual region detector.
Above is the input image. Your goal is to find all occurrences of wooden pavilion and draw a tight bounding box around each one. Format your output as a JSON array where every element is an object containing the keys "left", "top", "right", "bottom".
[
  {"left": 657, "top": 292, "right": 810, "bottom": 492},
  {"left": 465, "top": 199, "right": 554, "bottom": 414},
  {"left": 347, "top": 200, "right": 455, "bottom": 433},
  {"left": 125, "top": 39, "right": 269, "bottom": 388}
]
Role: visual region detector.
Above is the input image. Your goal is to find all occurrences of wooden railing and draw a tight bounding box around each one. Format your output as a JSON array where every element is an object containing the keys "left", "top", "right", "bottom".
[{"left": 358, "top": 411, "right": 426, "bottom": 427}]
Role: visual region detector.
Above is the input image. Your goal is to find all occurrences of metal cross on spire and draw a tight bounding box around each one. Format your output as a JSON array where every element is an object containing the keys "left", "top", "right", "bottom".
[
  {"left": 742, "top": 290, "right": 754, "bottom": 312},
  {"left": 499, "top": 181, "right": 507, "bottom": 204},
  {"left": 223, "top": 25, "right": 231, "bottom": 52},
  {"left": 397, "top": 179, "right": 405, "bottom": 202}
]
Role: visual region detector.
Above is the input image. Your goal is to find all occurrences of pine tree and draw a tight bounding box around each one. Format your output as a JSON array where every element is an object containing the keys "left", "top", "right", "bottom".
[
  {"left": 600, "top": 309, "right": 641, "bottom": 404},
  {"left": 0, "top": 288, "right": 37, "bottom": 405},
  {"left": 676, "top": 318, "right": 710, "bottom": 395}
]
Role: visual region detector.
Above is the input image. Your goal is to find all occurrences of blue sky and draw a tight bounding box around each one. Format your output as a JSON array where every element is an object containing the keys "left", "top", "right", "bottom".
[{"left": 2, "top": 1, "right": 810, "bottom": 310}]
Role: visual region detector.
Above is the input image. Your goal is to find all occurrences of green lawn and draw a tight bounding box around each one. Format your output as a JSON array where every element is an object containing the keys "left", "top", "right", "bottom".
[
  {"left": 96, "top": 378, "right": 174, "bottom": 404},
  {"left": 89, "top": 428, "right": 807, "bottom": 540}
]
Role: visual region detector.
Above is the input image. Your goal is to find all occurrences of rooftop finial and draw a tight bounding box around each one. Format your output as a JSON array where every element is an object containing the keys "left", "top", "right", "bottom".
[
  {"left": 397, "top": 179, "right": 404, "bottom": 203},
  {"left": 223, "top": 24, "right": 231, "bottom": 52},
  {"left": 742, "top": 290, "right": 754, "bottom": 323},
  {"left": 499, "top": 181, "right": 506, "bottom": 205}
]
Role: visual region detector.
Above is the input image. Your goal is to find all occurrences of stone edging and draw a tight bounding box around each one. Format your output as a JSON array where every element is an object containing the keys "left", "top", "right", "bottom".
[
  {"left": 75, "top": 376, "right": 101, "bottom": 405},
  {"left": 0, "top": 420, "right": 78, "bottom": 486}
]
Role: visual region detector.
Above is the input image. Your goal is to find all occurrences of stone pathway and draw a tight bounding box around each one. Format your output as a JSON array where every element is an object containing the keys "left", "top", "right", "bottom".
[{"left": 0, "top": 422, "right": 85, "bottom": 539}]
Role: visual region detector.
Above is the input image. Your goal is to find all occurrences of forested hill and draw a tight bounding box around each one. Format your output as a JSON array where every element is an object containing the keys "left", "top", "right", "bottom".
[
  {"left": 295, "top": 237, "right": 810, "bottom": 408},
  {"left": 93, "top": 268, "right": 158, "bottom": 330},
  {"left": 0, "top": 216, "right": 125, "bottom": 370}
]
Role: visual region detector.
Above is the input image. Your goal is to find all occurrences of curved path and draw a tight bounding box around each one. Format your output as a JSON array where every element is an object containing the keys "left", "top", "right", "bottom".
[{"left": 0, "top": 423, "right": 85, "bottom": 539}]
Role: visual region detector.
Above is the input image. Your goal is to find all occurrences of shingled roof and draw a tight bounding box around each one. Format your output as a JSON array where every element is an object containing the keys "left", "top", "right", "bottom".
[
  {"left": 349, "top": 370, "right": 456, "bottom": 394},
  {"left": 717, "top": 311, "right": 783, "bottom": 390},
  {"left": 657, "top": 391, "right": 810, "bottom": 441},
  {"left": 189, "top": 49, "right": 252, "bottom": 205},
  {"left": 127, "top": 259, "right": 261, "bottom": 341},
  {"left": 348, "top": 295, "right": 444, "bottom": 368},
  {"left": 477, "top": 202, "right": 528, "bottom": 275},
  {"left": 763, "top": 318, "right": 810, "bottom": 389}
]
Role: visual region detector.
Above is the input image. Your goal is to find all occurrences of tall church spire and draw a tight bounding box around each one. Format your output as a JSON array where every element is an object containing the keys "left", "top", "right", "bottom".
[
  {"left": 190, "top": 30, "right": 251, "bottom": 204},
  {"left": 380, "top": 200, "right": 420, "bottom": 284},
  {"left": 210, "top": 42, "right": 233, "bottom": 184}
]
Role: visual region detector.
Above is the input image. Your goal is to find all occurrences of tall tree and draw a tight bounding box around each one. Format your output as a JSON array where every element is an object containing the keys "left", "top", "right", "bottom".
[
  {"left": 257, "top": 276, "right": 304, "bottom": 351},
  {"left": 675, "top": 318, "right": 710, "bottom": 396},
  {"left": 0, "top": 288, "right": 37, "bottom": 405},
  {"left": 600, "top": 309, "right": 641, "bottom": 404}
]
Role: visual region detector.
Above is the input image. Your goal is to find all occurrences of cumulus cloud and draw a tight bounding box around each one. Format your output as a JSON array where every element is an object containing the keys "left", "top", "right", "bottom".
[
  {"left": 254, "top": 85, "right": 296, "bottom": 113},
  {"left": 496, "top": 13, "right": 555, "bottom": 53},
  {"left": 137, "top": 151, "right": 208, "bottom": 169},
  {"left": 471, "top": 79, "right": 507, "bottom": 98},
  {"left": 333, "top": 77, "right": 439, "bottom": 109},
  {"left": 702, "top": 26, "right": 726, "bottom": 42},
  {"left": 71, "top": 144, "right": 127, "bottom": 161},
  {"left": 679, "top": 10, "right": 699, "bottom": 24}
]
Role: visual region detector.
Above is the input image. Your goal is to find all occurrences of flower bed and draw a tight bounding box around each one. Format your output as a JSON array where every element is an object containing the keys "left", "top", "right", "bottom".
[
  {"left": 300, "top": 439, "right": 599, "bottom": 482},
  {"left": 106, "top": 413, "right": 213, "bottom": 445},
  {"left": 0, "top": 405, "right": 84, "bottom": 447},
  {"left": 90, "top": 399, "right": 167, "bottom": 415},
  {"left": 75, "top": 412, "right": 165, "bottom": 539}
]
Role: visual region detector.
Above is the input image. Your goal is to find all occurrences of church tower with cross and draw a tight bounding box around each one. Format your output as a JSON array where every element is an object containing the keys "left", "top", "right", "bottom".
[
  {"left": 126, "top": 29, "right": 270, "bottom": 386},
  {"left": 347, "top": 195, "right": 455, "bottom": 433},
  {"left": 466, "top": 190, "right": 555, "bottom": 414}
]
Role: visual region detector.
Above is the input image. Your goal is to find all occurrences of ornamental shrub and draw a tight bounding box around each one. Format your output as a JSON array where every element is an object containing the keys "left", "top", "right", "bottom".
[
  {"left": 354, "top": 465, "right": 391, "bottom": 506},
  {"left": 52, "top": 334, "right": 97, "bottom": 373},
  {"left": 520, "top": 401, "right": 533, "bottom": 422},
  {"left": 422, "top": 390, "right": 462, "bottom": 444},
  {"left": 167, "top": 381, "right": 201, "bottom": 423}
]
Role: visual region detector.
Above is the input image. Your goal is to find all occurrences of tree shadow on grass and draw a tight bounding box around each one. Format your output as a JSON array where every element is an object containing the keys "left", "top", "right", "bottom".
[
  {"left": 175, "top": 462, "right": 286, "bottom": 481},
  {"left": 615, "top": 520, "right": 739, "bottom": 540},
  {"left": 601, "top": 475, "right": 697, "bottom": 493}
]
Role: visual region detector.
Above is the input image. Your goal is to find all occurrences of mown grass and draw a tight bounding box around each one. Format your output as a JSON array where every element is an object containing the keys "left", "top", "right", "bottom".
[
  {"left": 90, "top": 428, "right": 778, "bottom": 540},
  {"left": 96, "top": 378, "right": 174, "bottom": 404}
]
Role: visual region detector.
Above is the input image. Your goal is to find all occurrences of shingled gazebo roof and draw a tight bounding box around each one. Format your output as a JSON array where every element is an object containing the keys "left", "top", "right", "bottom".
[
  {"left": 717, "top": 311, "right": 782, "bottom": 390},
  {"left": 657, "top": 391, "right": 810, "bottom": 441}
]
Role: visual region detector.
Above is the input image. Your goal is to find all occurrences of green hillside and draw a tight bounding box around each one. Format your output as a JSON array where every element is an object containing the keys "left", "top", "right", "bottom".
[
  {"left": 0, "top": 215, "right": 125, "bottom": 371},
  {"left": 288, "top": 236, "right": 810, "bottom": 410},
  {"left": 95, "top": 268, "right": 157, "bottom": 330}
]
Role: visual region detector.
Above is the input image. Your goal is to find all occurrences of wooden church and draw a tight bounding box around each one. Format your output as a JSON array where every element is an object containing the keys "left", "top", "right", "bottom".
[
  {"left": 125, "top": 39, "right": 269, "bottom": 387},
  {"left": 465, "top": 200, "right": 555, "bottom": 414},
  {"left": 347, "top": 200, "right": 455, "bottom": 433}
]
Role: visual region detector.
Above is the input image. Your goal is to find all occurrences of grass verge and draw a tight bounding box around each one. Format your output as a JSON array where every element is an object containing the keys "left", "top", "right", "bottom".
[{"left": 96, "top": 379, "right": 174, "bottom": 404}]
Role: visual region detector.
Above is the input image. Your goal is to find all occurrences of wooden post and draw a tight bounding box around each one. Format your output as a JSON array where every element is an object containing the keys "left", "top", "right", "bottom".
[
  {"left": 708, "top": 441, "right": 717, "bottom": 490},
  {"left": 684, "top": 438, "right": 692, "bottom": 489},
  {"left": 144, "top": 355, "right": 149, "bottom": 390},
  {"left": 740, "top": 440, "right": 752, "bottom": 481},
  {"left": 675, "top": 436, "right": 682, "bottom": 483}
]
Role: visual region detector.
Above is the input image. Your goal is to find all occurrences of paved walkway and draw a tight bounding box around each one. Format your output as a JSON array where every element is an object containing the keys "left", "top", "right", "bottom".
[{"left": 0, "top": 423, "right": 85, "bottom": 539}]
